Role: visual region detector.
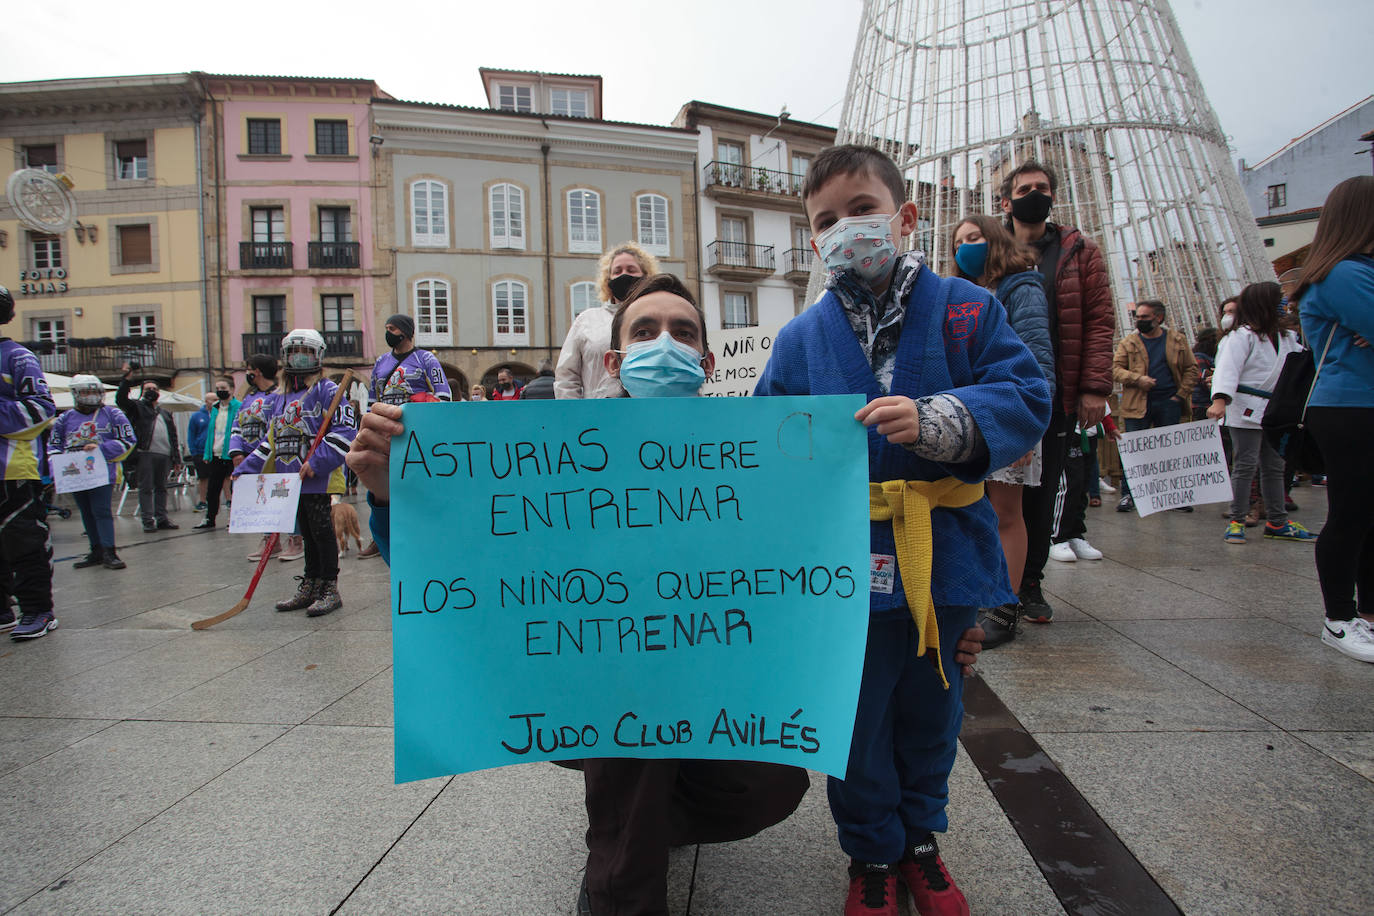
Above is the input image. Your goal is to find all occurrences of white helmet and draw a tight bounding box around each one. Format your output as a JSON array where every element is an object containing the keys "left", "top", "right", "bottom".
[
  {"left": 281, "top": 328, "right": 326, "bottom": 374},
  {"left": 71, "top": 374, "right": 105, "bottom": 409}
]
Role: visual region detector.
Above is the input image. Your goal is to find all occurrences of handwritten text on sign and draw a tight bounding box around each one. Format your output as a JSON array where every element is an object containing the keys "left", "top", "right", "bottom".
[
  {"left": 228, "top": 474, "right": 302, "bottom": 533},
  {"left": 1117, "top": 421, "right": 1231, "bottom": 517},
  {"left": 50, "top": 450, "right": 109, "bottom": 493},
  {"left": 701, "top": 325, "right": 781, "bottom": 398},
  {"left": 389, "top": 396, "right": 870, "bottom": 782}
]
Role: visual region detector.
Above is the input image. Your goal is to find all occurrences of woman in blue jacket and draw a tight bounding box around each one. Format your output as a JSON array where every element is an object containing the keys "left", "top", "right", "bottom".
[
  {"left": 950, "top": 214, "right": 1055, "bottom": 647},
  {"left": 1294, "top": 176, "right": 1374, "bottom": 664}
]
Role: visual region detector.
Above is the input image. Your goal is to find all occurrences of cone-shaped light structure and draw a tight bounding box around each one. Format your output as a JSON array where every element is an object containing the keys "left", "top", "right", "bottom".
[{"left": 818, "top": 0, "right": 1272, "bottom": 337}]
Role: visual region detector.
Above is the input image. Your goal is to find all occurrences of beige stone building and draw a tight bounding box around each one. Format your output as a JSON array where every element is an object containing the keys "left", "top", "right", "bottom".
[{"left": 371, "top": 69, "right": 700, "bottom": 395}]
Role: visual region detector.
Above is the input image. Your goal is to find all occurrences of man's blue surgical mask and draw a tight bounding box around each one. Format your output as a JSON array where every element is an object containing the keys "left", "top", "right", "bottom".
[
  {"left": 954, "top": 241, "right": 988, "bottom": 280},
  {"left": 616, "top": 332, "right": 706, "bottom": 398},
  {"left": 814, "top": 214, "right": 899, "bottom": 287}
]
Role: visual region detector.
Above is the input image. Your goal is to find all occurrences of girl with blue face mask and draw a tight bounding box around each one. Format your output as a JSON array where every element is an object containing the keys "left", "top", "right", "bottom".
[{"left": 950, "top": 214, "right": 1057, "bottom": 646}]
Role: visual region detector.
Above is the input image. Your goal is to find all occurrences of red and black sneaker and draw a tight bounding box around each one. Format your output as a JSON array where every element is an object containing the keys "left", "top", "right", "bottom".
[
  {"left": 845, "top": 861, "right": 899, "bottom": 916},
  {"left": 899, "top": 836, "right": 969, "bottom": 916}
]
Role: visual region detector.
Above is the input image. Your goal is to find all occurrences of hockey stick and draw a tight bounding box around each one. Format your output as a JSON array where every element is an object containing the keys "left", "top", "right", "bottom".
[{"left": 192, "top": 369, "right": 355, "bottom": 630}]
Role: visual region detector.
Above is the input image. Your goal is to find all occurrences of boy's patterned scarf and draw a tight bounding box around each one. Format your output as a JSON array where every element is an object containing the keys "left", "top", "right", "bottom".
[{"left": 828, "top": 250, "right": 927, "bottom": 393}]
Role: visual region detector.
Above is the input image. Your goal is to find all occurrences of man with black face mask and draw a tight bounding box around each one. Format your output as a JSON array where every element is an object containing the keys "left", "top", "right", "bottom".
[
  {"left": 117, "top": 363, "right": 181, "bottom": 533},
  {"left": 370, "top": 313, "right": 451, "bottom": 406},
  {"left": 995, "top": 160, "right": 1116, "bottom": 636},
  {"left": 1110, "top": 299, "right": 1199, "bottom": 512}
]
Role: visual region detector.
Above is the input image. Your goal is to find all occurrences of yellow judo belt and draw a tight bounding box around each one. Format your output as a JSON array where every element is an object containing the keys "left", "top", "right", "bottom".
[{"left": 869, "top": 478, "right": 985, "bottom": 689}]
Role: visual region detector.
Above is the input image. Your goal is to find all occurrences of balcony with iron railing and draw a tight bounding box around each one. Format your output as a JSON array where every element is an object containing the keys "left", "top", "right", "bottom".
[
  {"left": 705, "top": 240, "right": 775, "bottom": 281},
  {"left": 242, "top": 330, "right": 364, "bottom": 362},
  {"left": 23, "top": 336, "right": 175, "bottom": 379},
  {"left": 702, "top": 161, "right": 807, "bottom": 210},
  {"left": 307, "top": 241, "right": 361, "bottom": 270},
  {"left": 782, "top": 246, "right": 815, "bottom": 282},
  {"left": 239, "top": 241, "right": 293, "bottom": 270}
]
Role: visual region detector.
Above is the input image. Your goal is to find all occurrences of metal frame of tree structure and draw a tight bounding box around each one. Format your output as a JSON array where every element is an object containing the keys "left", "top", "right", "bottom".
[{"left": 814, "top": 0, "right": 1273, "bottom": 338}]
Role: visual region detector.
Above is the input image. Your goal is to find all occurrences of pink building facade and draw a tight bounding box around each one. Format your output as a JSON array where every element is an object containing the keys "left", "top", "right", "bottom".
[{"left": 201, "top": 74, "right": 388, "bottom": 377}]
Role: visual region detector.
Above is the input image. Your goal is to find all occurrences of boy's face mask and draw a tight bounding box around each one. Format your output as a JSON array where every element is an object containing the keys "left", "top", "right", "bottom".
[
  {"left": 813, "top": 214, "right": 899, "bottom": 287},
  {"left": 615, "top": 332, "right": 706, "bottom": 399}
]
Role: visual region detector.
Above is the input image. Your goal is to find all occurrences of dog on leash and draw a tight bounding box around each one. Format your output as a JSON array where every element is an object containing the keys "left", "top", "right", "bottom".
[{"left": 331, "top": 496, "right": 364, "bottom": 557}]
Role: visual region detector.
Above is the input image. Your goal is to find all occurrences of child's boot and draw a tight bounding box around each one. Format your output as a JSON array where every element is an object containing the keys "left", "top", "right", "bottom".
[
  {"left": 306, "top": 579, "right": 342, "bottom": 617},
  {"left": 276, "top": 576, "right": 318, "bottom": 612}
]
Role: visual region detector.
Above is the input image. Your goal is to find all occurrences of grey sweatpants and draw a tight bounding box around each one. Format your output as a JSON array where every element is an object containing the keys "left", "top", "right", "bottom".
[{"left": 1227, "top": 427, "right": 1287, "bottom": 526}]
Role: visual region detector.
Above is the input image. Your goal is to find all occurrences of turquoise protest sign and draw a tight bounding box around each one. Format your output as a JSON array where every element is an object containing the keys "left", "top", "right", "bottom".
[{"left": 390, "top": 395, "right": 870, "bottom": 782}]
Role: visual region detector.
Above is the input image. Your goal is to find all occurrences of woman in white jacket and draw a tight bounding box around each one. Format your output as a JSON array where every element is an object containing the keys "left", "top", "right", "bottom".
[
  {"left": 1208, "top": 281, "right": 1315, "bottom": 544},
  {"left": 554, "top": 242, "right": 659, "bottom": 399}
]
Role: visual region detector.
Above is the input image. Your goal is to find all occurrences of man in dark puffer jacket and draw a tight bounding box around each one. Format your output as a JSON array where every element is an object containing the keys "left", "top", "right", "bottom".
[{"left": 983, "top": 160, "right": 1115, "bottom": 645}]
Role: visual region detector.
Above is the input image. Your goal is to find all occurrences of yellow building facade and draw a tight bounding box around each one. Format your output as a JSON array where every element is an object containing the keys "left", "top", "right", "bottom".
[{"left": 1, "top": 74, "right": 209, "bottom": 388}]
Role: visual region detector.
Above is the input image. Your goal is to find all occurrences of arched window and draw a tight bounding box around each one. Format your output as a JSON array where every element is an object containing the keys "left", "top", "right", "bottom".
[
  {"left": 413, "top": 279, "right": 452, "bottom": 346},
  {"left": 567, "top": 189, "right": 602, "bottom": 254},
  {"left": 410, "top": 180, "right": 448, "bottom": 247},
  {"left": 493, "top": 279, "right": 529, "bottom": 345},
  {"left": 570, "top": 281, "right": 598, "bottom": 319},
  {"left": 490, "top": 183, "right": 526, "bottom": 249},
  {"left": 636, "top": 193, "right": 669, "bottom": 256}
]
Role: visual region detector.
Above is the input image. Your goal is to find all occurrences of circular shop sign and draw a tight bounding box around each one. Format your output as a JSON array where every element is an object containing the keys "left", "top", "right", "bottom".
[{"left": 6, "top": 169, "right": 77, "bottom": 234}]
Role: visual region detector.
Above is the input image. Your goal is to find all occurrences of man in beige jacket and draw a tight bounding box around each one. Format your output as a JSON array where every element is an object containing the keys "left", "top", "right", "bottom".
[{"left": 1111, "top": 299, "right": 1199, "bottom": 511}]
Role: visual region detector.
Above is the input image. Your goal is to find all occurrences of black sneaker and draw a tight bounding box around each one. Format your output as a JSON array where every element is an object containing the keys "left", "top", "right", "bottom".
[
  {"left": 156, "top": 520, "right": 179, "bottom": 530},
  {"left": 1019, "top": 581, "right": 1054, "bottom": 623},
  {"left": 193, "top": 518, "right": 216, "bottom": 530},
  {"left": 73, "top": 551, "right": 104, "bottom": 569},
  {"left": 102, "top": 549, "right": 127, "bottom": 570},
  {"left": 976, "top": 603, "right": 1018, "bottom": 649},
  {"left": 142, "top": 523, "right": 157, "bottom": 533},
  {"left": 1116, "top": 494, "right": 1135, "bottom": 513}
]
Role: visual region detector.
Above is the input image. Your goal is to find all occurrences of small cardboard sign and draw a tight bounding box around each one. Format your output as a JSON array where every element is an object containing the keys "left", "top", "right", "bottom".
[
  {"left": 1116, "top": 421, "right": 1231, "bottom": 517},
  {"left": 701, "top": 326, "right": 782, "bottom": 397},
  {"left": 50, "top": 450, "right": 108, "bottom": 493},
  {"left": 228, "top": 473, "right": 302, "bottom": 532}
]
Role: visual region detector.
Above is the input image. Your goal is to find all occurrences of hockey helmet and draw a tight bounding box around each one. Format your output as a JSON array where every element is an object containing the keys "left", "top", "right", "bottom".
[
  {"left": 281, "top": 328, "right": 326, "bottom": 374},
  {"left": 71, "top": 374, "right": 105, "bottom": 409}
]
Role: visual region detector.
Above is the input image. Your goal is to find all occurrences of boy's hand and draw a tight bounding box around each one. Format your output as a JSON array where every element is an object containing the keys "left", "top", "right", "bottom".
[
  {"left": 955, "top": 625, "right": 984, "bottom": 676},
  {"left": 299, "top": 464, "right": 315, "bottom": 480},
  {"left": 347, "top": 402, "right": 404, "bottom": 502},
  {"left": 855, "top": 396, "right": 921, "bottom": 445}
]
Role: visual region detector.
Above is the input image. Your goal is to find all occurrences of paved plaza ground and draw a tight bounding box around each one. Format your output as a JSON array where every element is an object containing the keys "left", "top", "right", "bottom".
[{"left": 1, "top": 484, "right": 1370, "bottom": 914}]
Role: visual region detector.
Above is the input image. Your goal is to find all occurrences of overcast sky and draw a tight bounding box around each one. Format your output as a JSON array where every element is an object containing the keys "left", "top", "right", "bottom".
[{"left": 4, "top": 0, "right": 1369, "bottom": 165}]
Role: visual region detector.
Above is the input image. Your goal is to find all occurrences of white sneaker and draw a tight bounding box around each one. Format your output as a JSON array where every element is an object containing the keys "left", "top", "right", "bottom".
[
  {"left": 247, "top": 534, "right": 280, "bottom": 561},
  {"left": 1098, "top": 477, "right": 1117, "bottom": 494},
  {"left": 1048, "top": 542, "right": 1077, "bottom": 563},
  {"left": 1068, "top": 538, "right": 1103, "bottom": 560},
  {"left": 1321, "top": 617, "right": 1374, "bottom": 663},
  {"left": 278, "top": 535, "right": 305, "bottom": 562}
]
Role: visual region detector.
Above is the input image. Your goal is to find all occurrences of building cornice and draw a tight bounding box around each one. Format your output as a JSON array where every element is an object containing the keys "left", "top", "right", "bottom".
[
  {"left": 373, "top": 104, "right": 699, "bottom": 160},
  {"left": 674, "top": 101, "right": 836, "bottom": 143},
  {"left": 0, "top": 73, "right": 201, "bottom": 121}
]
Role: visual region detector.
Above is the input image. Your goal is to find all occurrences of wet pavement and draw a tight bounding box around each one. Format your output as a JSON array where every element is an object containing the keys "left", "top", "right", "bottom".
[{"left": 1, "top": 484, "right": 1369, "bottom": 914}]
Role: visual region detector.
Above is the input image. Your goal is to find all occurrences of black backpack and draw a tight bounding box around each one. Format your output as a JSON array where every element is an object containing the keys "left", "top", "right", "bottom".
[{"left": 1261, "top": 327, "right": 1335, "bottom": 474}]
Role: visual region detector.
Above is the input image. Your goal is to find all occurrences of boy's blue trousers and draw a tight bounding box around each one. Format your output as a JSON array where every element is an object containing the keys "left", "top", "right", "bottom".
[{"left": 827, "top": 606, "right": 976, "bottom": 863}]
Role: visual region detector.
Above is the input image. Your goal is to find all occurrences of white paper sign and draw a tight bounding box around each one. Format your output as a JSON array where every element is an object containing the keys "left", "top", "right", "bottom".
[
  {"left": 228, "top": 473, "right": 302, "bottom": 533},
  {"left": 1116, "top": 421, "right": 1231, "bottom": 517},
  {"left": 701, "top": 325, "right": 782, "bottom": 397},
  {"left": 50, "top": 450, "right": 109, "bottom": 493}
]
